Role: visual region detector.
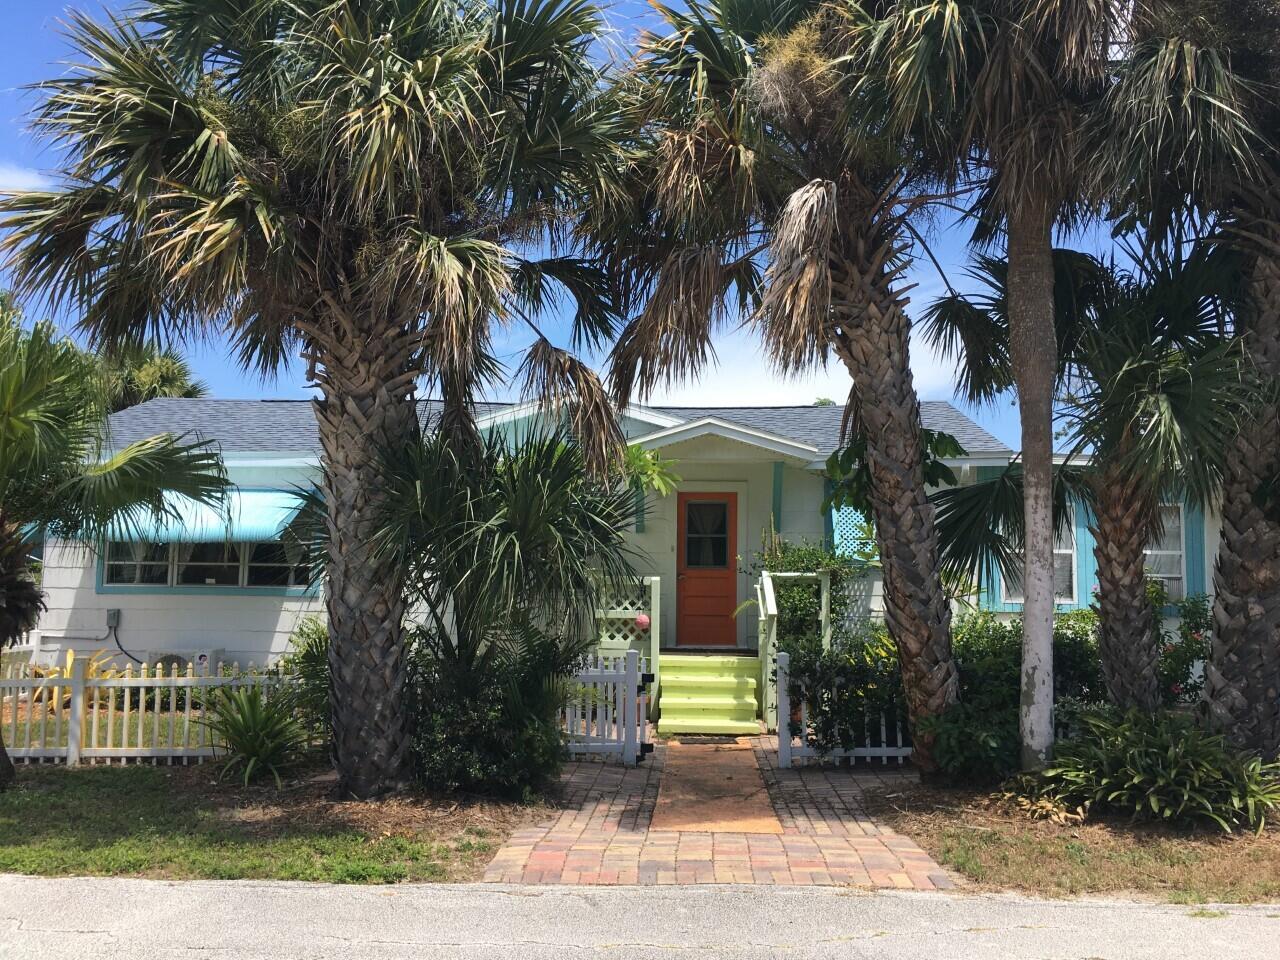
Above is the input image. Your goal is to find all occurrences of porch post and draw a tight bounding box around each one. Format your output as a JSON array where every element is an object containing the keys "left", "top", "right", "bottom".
[{"left": 771, "top": 461, "right": 784, "bottom": 533}]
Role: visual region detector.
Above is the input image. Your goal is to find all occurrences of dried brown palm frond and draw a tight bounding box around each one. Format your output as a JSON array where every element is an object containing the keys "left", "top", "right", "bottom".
[
  {"left": 519, "top": 337, "right": 625, "bottom": 478},
  {"left": 755, "top": 178, "right": 838, "bottom": 373},
  {"left": 654, "top": 121, "right": 756, "bottom": 226},
  {"left": 609, "top": 245, "right": 728, "bottom": 404}
]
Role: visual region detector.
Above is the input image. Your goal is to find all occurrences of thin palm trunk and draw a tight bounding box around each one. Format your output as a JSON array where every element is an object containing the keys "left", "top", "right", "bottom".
[
  {"left": 1089, "top": 466, "right": 1161, "bottom": 711},
  {"left": 1207, "top": 248, "right": 1280, "bottom": 759},
  {"left": 826, "top": 219, "right": 959, "bottom": 775},
  {"left": 1005, "top": 206, "right": 1058, "bottom": 770},
  {"left": 313, "top": 309, "right": 418, "bottom": 799}
]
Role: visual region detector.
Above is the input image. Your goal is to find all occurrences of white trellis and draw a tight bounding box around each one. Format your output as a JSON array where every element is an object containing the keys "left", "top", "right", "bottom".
[
  {"left": 594, "top": 576, "right": 660, "bottom": 717},
  {"left": 559, "top": 650, "right": 651, "bottom": 765}
]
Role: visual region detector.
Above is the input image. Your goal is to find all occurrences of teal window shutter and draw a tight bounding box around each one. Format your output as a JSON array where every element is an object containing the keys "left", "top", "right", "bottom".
[{"left": 1184, "top": 499, "right": 1207, "bottom": 596}]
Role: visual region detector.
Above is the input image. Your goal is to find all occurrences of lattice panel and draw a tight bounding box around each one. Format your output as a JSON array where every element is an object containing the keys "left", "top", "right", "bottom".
[
  {"left": 832, "top": 507, "right": 879, "bottom": 560},
  {"left": 595, "top": 579, "right": 653, "bottom": 649}
]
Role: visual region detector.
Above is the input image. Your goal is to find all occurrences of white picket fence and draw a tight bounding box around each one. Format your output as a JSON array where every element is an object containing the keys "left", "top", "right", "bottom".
[
  {"left": 560, "top": 650, "right": 651, "bottom": 765},
  {"left": 3, "top": 651, "right": 652, "bottom": 768},
  {"left": 775, "top": 651, "right": 912, "bottom": 768},
  {"left": 0, "top": 658, "right": 286, "bottom": 765}
]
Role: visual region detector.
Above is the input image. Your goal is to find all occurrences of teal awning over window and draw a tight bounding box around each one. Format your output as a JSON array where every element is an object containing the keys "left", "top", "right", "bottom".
[{"left": 108, "top": 489, "right": 306, "bottom": 543}]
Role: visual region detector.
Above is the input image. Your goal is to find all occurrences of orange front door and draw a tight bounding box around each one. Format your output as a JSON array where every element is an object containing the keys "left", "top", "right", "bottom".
[{"left": 676, "top": 493, "right": 738, "bottom": 647}]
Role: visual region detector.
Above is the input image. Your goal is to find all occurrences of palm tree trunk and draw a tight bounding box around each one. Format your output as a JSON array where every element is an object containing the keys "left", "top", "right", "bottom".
[
  {"left": 827, "top": 228, "right": 959, "bottom": 776},
  {"left": 1004, "top": 205, "right": 1058, "bottom": 770},
  {"left": 1089, "top": 468, "right": 1161, "bottom": 711},
  {"left": 1206, "top": 248, "right": 1280, "bottom": 759},
  {"left": 0, "top": 737, "right": 14, "bottom": 791},
  {"left": 312, "top": 306, "right": 419, "bottom": 799}
]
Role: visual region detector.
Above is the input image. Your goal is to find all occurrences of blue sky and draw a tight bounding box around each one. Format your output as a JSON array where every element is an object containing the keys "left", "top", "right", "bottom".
[{"left": 0, "top": 1, "right": 1026, "bottom": 449}]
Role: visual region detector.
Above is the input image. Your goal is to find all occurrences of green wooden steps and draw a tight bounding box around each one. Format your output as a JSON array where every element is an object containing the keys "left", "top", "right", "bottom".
[{"left": 656, "top": 654, "right": 761, "bottom": 736}]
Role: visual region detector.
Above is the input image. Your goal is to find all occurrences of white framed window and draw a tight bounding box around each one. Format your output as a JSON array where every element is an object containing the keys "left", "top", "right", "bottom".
[
  {"left": 103, "top": 541, "right": 170, "bottom": 585},
  {"left": 102, "top": 540, "right": 313, "bottom": 590},
  {"left": 1144, "top": 504, "right": 1186, "bottom": 601},
  {"left": 1002, "top": 510, "right": 1076, "bottom": 604}
]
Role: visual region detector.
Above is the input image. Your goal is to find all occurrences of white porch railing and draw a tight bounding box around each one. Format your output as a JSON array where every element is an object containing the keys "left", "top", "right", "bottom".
[
  {"left": 755, "top": 570, "right": 831, "bottom": 732},
  {"left": 775, "top": 651, "right": 912, "bottom": 768},
  {"left": 594, "top": 576, "right": 661, "bottom": 718},
  {"left": 560, "top": 650, "right": 651, "bottom": 765},
  {"left": 1, "top": 658, "right": 288, "bottom": 765}
]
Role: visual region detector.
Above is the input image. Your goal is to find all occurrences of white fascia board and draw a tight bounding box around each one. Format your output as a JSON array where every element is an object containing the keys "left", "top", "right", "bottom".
[
  {"left": 474, "top": 400, "right": 684, "bottom": 431},
  {"left": 632, "top": 417, "right": 819, "bottom": 461}
]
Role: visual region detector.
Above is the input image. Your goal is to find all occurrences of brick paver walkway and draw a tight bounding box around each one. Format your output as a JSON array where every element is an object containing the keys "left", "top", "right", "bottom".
[{"left": 483, "top": 736, "right": 954, "bottom": 889}]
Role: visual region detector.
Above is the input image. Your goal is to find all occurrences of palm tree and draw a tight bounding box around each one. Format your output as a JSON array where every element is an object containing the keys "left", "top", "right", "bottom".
[
  {"left": 589, "top": 0, "right": 961, "bottom": 770},
  {"left": 98, "top": 341, "right": 208, "bottom": 412},
  {"left": 859, "top": 0, "right": 1255, "bottom": 766},
  {"left": 377, "top": 428, "right": 640, "bottom": 671},
  {"left": 0, "top": 0, "right": 626, "bottom": 798},
  {"left": 1136, "top": 1, "right": 1280, "bottom": 759},
  {"left": 928, "top": 244, "right": 1251, "bottom": 709},
  {"left": 0, "top": 311, "right": 226, "bottom": 789}
]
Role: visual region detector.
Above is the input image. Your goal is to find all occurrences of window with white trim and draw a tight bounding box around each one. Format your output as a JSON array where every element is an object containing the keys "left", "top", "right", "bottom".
[
  {"left": 103, "top": 539, "right": 313, "bottom": 589},
  {"left": 1002, "top": 510, "right": 1076, "bottom": 604},
  {"left": 1144, "top": 504, "right": 1185, "bottom": 601},
  {"left": 104, "top": 541, "right": 170, "bottom": 585}
]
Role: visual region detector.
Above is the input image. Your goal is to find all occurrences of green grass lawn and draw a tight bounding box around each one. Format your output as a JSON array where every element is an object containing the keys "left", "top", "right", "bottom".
[{"left": 0, "top": 763, "right": 543, "bottom": 883}]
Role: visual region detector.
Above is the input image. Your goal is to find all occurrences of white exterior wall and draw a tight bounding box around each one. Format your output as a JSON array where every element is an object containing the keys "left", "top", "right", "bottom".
[{"left": 33, "top": 459, "right": 323, "bottom": 667}]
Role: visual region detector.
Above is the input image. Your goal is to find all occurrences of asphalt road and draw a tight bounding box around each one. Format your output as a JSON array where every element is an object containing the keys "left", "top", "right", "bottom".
[{"left": 2, "top": 875, "right": 1276, "bottom": 959}]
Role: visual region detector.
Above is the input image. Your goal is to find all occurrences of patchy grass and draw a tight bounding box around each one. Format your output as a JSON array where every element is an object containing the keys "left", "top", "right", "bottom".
[
  {"left": 0, "top": 761, "right": 547, "bottom": 883},
  {"left": 864, "top": 782, "right": 1280, "bottom": 904}
]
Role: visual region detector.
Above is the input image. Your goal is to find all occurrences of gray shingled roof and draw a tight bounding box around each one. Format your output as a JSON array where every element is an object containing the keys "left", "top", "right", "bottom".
[{"left": 107, "top": 397, "right": 1011, "bottom": 457}]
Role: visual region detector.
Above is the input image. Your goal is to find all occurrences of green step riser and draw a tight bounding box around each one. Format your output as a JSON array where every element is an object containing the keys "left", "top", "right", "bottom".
[{"left": 657, "top": 656, "right": 762, "bottom": 734}]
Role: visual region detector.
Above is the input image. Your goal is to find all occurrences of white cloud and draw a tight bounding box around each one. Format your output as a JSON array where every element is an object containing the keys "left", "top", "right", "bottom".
[
  {"left": 0, "top": 163, "right": 50, "bottom": 192},
  {"left": 644, "top": 326, "right": 960, "bottom": 407}
]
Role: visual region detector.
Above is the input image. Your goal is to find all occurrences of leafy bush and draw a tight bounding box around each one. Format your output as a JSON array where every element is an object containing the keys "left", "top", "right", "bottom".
[
  {"left": 751, "top": 536, "right": 866, "bottom": 657},
  {"left": 409, "top": 626, "right": 574, "bottom": 800},
  {"left": 928, "top": 611, "right": 1106, "bottom": 782},
  {"left": 919, "top": 702, "right": 1021, "bottom": 782},
  {"left": 204, "top": 685, "right": 309, "bottom": 787},
  {"left": 1031, "top": 711, "right": 1280, "bottom": 832},
  {"left": 280, "top": 617, "right": 331, "bottom": 737},
  {"left": 1157, "top": 588, "right": 1211, "bottom": 703},
  {"left": 785, "top": 624, "right": 904, "bottom": 755}
]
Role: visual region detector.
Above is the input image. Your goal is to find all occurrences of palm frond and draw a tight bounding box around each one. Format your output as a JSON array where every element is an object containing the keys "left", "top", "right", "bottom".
[{"left": 518, "top": 338, "right": 625, "bottom": 478}]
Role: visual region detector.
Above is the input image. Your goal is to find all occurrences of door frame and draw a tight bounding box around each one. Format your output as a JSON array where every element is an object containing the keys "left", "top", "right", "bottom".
[{"left": 672, "top": 481, "right": 749, "bottom": 648}]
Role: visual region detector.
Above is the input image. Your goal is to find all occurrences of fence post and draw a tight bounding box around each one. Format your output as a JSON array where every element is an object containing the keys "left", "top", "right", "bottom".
[
  {"left": 776, "top": 651, "right": 791, "bottom": 769},
  {"left": 622, "top": 650, "right": 639, "bottom": 765},
  {"left": 66, "top": 656, "right": 87, "bottom": 767}
]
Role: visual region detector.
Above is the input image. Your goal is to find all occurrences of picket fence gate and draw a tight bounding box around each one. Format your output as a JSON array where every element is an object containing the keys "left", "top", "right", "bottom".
[
  {"left": 774, "top": 651, "right": 912, "bottom": 768},
  {"left": 0, "top": 659, "right": 287, "bottom": 765},
  {"left": 560, "top": 650, "right": 652, "bottom": 765}
]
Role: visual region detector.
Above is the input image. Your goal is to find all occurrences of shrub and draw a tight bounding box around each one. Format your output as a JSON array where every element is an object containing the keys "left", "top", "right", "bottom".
[
  {"left": 1033, "top": 711, "right": 1280, "bottom": 833},
  {"left": 928, "top": 611, "right": 1106, "bottom": 782},
  {"left": 919, "top": 702, "right": 1021, "bottom": 783},
  {"left": 408, "top": 625, "right": 575, "bottom": 800},
  {"left": 204, "top": 685, "right": 309, "bottom": 788},
  {"left": 785, "top": 624, "right": 904, "bottom": 755},
  {"left": 280, "top": 617, "right": 331, "bottom": 737},
  {"left": 1159, "top": 590, "right": 1211, "bottom": 703}
]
